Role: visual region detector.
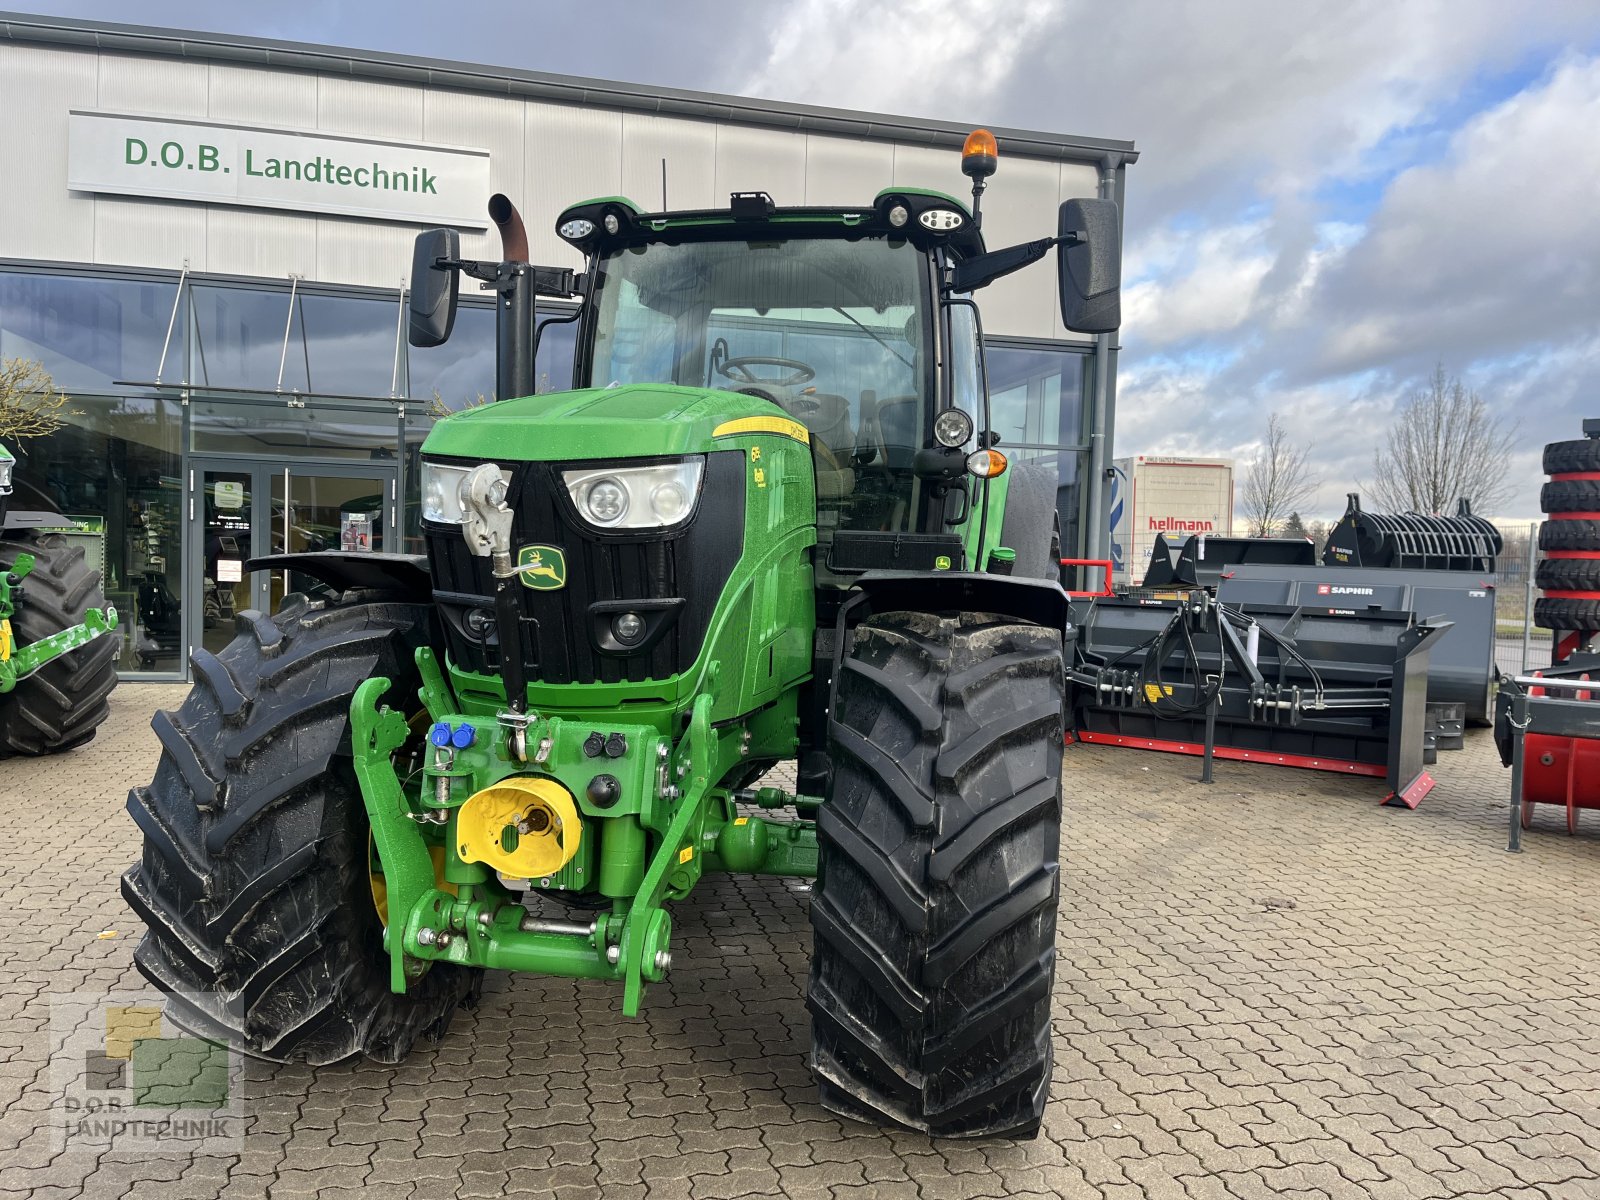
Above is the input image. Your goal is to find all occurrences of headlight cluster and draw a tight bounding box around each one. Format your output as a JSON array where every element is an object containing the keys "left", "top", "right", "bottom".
[
  {"left": 562, "top": 459, "right": 704, "bottom": 531},
  {"left": 0, "top": 456, "right": 13, "bottom": 495},
  {"left": 933, "top": 408, "right": 974, "bottom": 448},
  {"left": 421, "top": 461, "right": 512, "bottom": 524}
]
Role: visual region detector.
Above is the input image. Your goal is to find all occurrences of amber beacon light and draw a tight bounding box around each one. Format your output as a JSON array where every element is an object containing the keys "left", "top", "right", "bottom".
[{"left": 961, "top": 128, "right": 999, "bottom": 180}]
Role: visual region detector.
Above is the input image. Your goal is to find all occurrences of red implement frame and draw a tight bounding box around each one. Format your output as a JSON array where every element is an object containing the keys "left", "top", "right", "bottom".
[
  {"left": 1060, "top": 558, "right": 1114, "bottom": 598},
  {"left": 1518, "top": 675, "right": 1600, "bottom": 835}
]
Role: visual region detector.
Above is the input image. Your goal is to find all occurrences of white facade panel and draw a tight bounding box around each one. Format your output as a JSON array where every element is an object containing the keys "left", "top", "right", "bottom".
[
  {"left": 713, "top": 124, "right": 807, "bottom": 209},
  {"left": 970, "top": 156, "right": 1062, "bottom": 341},
  {"left": 95, "top": 52, "right": 208, "bottom": 117},
  {"left": 316, "top": 76, "right": 426, "bottom": 141},
  {"left": 314, "top": 216, "right": 418, "bottom": 292},
  {"left": 523, "top": 101, "right": 625, "bottom": 272},
  {"left": 205, "top": 206, "right": 318, "bottom": 281},
  {"left": 94, "top": 194, "right": 209, "bottom": 273},
  {"left": 0, "top": 44, "right": 99, "bottom": 264},
  {"left": 207, "top": 64, "right": 320, "bottom": 128},
  {"left": 799, "top": 134, "right": 894, "bottom": 207},
  {"left": 426, "top": 91, "right": 523, "bottom": 265},
  {"left": 621, "top": 113, "right": 717, "bottom": 214}
]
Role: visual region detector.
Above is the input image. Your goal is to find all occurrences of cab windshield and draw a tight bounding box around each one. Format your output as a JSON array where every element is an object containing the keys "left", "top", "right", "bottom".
[{"left": 585, "top": 235, "right": 932, "bottom": 543}]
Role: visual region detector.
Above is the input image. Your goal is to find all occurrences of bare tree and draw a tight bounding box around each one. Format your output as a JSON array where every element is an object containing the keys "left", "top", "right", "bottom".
[
  {"left": 0, "top": 358, "right": 80, "bottom": 441},
  {"left": 1239, "top": 412, "right": 1319, "bottom": 537},
  {"left": 1368, "top": 363, "right": 1516, "bottom": 514}
]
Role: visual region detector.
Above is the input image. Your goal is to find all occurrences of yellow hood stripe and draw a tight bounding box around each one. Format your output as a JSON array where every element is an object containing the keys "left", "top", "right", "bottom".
[{"left": 711, "top": 416, "right": 810, "bottom": 445}]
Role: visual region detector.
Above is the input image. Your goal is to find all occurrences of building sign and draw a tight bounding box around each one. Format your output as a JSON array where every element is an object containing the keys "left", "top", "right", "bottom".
[{"left": 68, "top": 111, "right": 490, "bottom": 228}]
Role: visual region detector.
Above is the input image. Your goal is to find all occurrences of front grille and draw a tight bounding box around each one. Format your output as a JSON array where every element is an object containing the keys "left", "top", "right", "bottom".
[{"left": 424, "top": 452, "right": 745, "bottom": 686}]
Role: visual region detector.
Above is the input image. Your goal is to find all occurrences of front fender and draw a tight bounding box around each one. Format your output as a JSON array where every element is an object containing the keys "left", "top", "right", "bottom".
[
  {"left": 849, "top": 570, "right": 1071, "bottom": 633},
  {"left": 245, "top": 551, "right": 432, "bottom": 601}
]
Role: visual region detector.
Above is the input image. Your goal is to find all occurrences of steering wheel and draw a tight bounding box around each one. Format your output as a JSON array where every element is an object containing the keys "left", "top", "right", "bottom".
[{"left": 716, "top": 356, "right": 816, "bottom": 389}]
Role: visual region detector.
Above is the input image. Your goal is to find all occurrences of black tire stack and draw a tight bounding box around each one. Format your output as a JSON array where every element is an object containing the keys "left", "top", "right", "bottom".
[{"left": 1536, "top": 436, "right": 1600, "bottom": 636}]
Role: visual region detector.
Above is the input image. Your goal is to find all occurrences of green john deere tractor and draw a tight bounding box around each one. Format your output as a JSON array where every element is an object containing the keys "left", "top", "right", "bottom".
[
  {"left": 0, "top": 442, "right": 119, "bottom": 754},
  {"left": 123, "top": 133, "right": 1121, "bottom": 1137}
]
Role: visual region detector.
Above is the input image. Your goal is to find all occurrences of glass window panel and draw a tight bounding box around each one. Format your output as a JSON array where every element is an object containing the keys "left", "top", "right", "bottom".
[
  {"left": 7, "top": 394, "right": 184, "bottom": 675},
  {"left": 190, "top": 396, "right": 399, "bottom": 461},
  {"left": 984, "top": 342, "right": 1087, "bottom": 450},
  {"left": 0, "top": 272, "right": 181, "bottom": 391},
  {"left": 192, "top": 284, "right": 304, "bottom": 392},
  {"left": 192, "top": 286, "right": 401, "bottom": 398},
  {"left": 298, "top": 292, "right": 403, "bottom": 398},
  {"left": 408, "top": 302, "right": 494, "bottom": 411},
  {"left": 535, "top": 309, "right": 578, "bottom": 394}
]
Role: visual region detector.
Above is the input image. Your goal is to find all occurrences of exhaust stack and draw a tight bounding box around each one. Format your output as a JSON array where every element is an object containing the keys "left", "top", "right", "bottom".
[{"left": 487, "top": 194, "right": 534, "bottom": 401}]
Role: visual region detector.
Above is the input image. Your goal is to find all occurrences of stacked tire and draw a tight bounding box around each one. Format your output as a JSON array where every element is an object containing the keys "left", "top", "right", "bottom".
[{"left": 1535, "top": 435, "right": 1600, "bottom": 635}]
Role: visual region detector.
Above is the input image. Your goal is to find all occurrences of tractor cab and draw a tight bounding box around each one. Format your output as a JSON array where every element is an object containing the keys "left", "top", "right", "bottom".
[{"left": 560, "top": 189, "right": 985, "bottom": 576}]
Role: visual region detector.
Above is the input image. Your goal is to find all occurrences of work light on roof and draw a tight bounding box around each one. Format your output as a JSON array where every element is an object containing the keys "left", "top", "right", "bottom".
[
  {"left": 918, "top": 208, "right": 964, "bottom": 231},
  {"left": 887, "top": 204, "right": 909, "bottom": 228},
  {"left": 558, "top": 218, "right": 594, "bottom": 241},
  {"left": 603, "top": 213, "right": 621, "bottom": 235}
]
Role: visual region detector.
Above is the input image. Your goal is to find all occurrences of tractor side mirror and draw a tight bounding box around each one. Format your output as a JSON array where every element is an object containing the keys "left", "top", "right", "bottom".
[
  {"left": 1058, "top": 198, "right": 1121, "bottom": 334},
  {"left": 409, "top": 228, "right": 461, "bottom": 348}
]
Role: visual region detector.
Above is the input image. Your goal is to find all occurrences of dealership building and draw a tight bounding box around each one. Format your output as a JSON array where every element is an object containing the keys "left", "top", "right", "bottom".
[{"left": 0, "top": 12, "right": 1136, "bottom": 679}]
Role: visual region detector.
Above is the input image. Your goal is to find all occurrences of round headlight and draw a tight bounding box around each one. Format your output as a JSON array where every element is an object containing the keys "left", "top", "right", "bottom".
[
  {"left": 558, "top": 218, "right": 595, "bottom": 240},
  {"left": 887, "top": 204, "right": 909, "bottom": 228},
  {"left": 650, "top": 481, "right": 690, "bottom": 524},
  {"left": 582, "top": 477, "right": 629, "bottom": 525},
  {"left": 604, "top": 213, "right": 621, "bottom": 235},
  {"left": 933, "top": 408, "right": 974, "bottom": 448},
  {"left": 612, "top": 612, "right": 646, "bottom": 644}
]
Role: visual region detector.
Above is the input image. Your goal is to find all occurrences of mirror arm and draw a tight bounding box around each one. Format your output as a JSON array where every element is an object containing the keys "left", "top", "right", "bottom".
[
  {"left": 447, "top": 257, "right": 581, "bottom": 299},
  {"left": 950, "top": 232, "right": 1083, "bottom": 294}
]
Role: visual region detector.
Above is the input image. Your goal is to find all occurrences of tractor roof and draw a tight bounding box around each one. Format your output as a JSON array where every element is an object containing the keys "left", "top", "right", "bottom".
[{"left": 554, "top": 188, "right": 986, "bottom": 261}]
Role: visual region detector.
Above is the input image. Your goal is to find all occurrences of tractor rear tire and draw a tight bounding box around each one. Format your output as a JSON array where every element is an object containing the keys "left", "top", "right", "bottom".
[
  {"left": 121, "top": 593, "right": 479, "bottom": 1064},
  {"left": 1539, "top": 520, "right": 1600, "bottom": 552},
  {"left": 0, "top": 532, "right": 118, "bottom": 756},
  {"left": 1541, "top": 479, "right": 1600, "bottom": 514},
  {"left": 1543, "top": 439, "right": 1600, "bottom": 475},
  {"left": 809, "top": 610, "right": 1064, "bottom": 1138}
]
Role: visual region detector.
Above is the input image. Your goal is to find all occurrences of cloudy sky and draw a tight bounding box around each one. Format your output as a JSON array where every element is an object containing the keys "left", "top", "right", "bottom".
[{"left": 22, "top": 0, "right": 1600, "bottom": 519}]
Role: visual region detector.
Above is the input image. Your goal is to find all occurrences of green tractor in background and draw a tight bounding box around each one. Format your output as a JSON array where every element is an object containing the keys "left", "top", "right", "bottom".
[
  {"left": 0, "top": 442, "right": 119, "bottom": 754},
  {"left": 123, "top": 132, "right": 1122, "bottom": 1137}
]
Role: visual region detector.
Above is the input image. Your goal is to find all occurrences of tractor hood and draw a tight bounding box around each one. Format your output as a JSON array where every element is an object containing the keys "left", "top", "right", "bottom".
[{"left": 421, "top": 384, "right": 791, "bottom": 463}]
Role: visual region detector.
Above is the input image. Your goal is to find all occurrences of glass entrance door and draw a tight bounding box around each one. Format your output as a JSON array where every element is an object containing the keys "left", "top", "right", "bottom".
[
  {"left": 267, "top": 465, "right": 398, "bottom": 611},
  {"left": 187, "top": 458, "right": 398, "bottom": 661}
]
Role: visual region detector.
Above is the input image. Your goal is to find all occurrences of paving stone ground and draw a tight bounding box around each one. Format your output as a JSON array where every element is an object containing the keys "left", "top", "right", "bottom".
[{"left": 3, "top": 682, "right": 1599, "bottom": 1198}]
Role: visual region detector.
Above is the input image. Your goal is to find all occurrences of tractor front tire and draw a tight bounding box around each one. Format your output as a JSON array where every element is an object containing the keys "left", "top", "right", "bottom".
[
  {"left": 121, "top": 593, "right": 479, "bottom": 1064},
  {"left": 809, "top": 610, "right": 1065, "bottom": 1138},
  {"left": 0, "top": 532, "right": 118, "bottom": 756}
]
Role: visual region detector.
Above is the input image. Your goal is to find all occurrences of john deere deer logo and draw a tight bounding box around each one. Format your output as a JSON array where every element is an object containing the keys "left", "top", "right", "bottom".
[{"left": 517, "top": 545, "right": 568, "bottom": 590}]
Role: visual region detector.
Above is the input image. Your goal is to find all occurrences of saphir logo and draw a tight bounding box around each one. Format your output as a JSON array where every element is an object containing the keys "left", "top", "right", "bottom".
[{"left": 49, "top": 990, "right": 243, "bottom": 1154}]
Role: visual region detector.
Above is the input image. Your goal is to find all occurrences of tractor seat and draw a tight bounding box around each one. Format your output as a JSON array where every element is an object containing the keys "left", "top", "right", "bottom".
[{"left": 787, "top": 392, "right": 856, "bottom": 503}]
